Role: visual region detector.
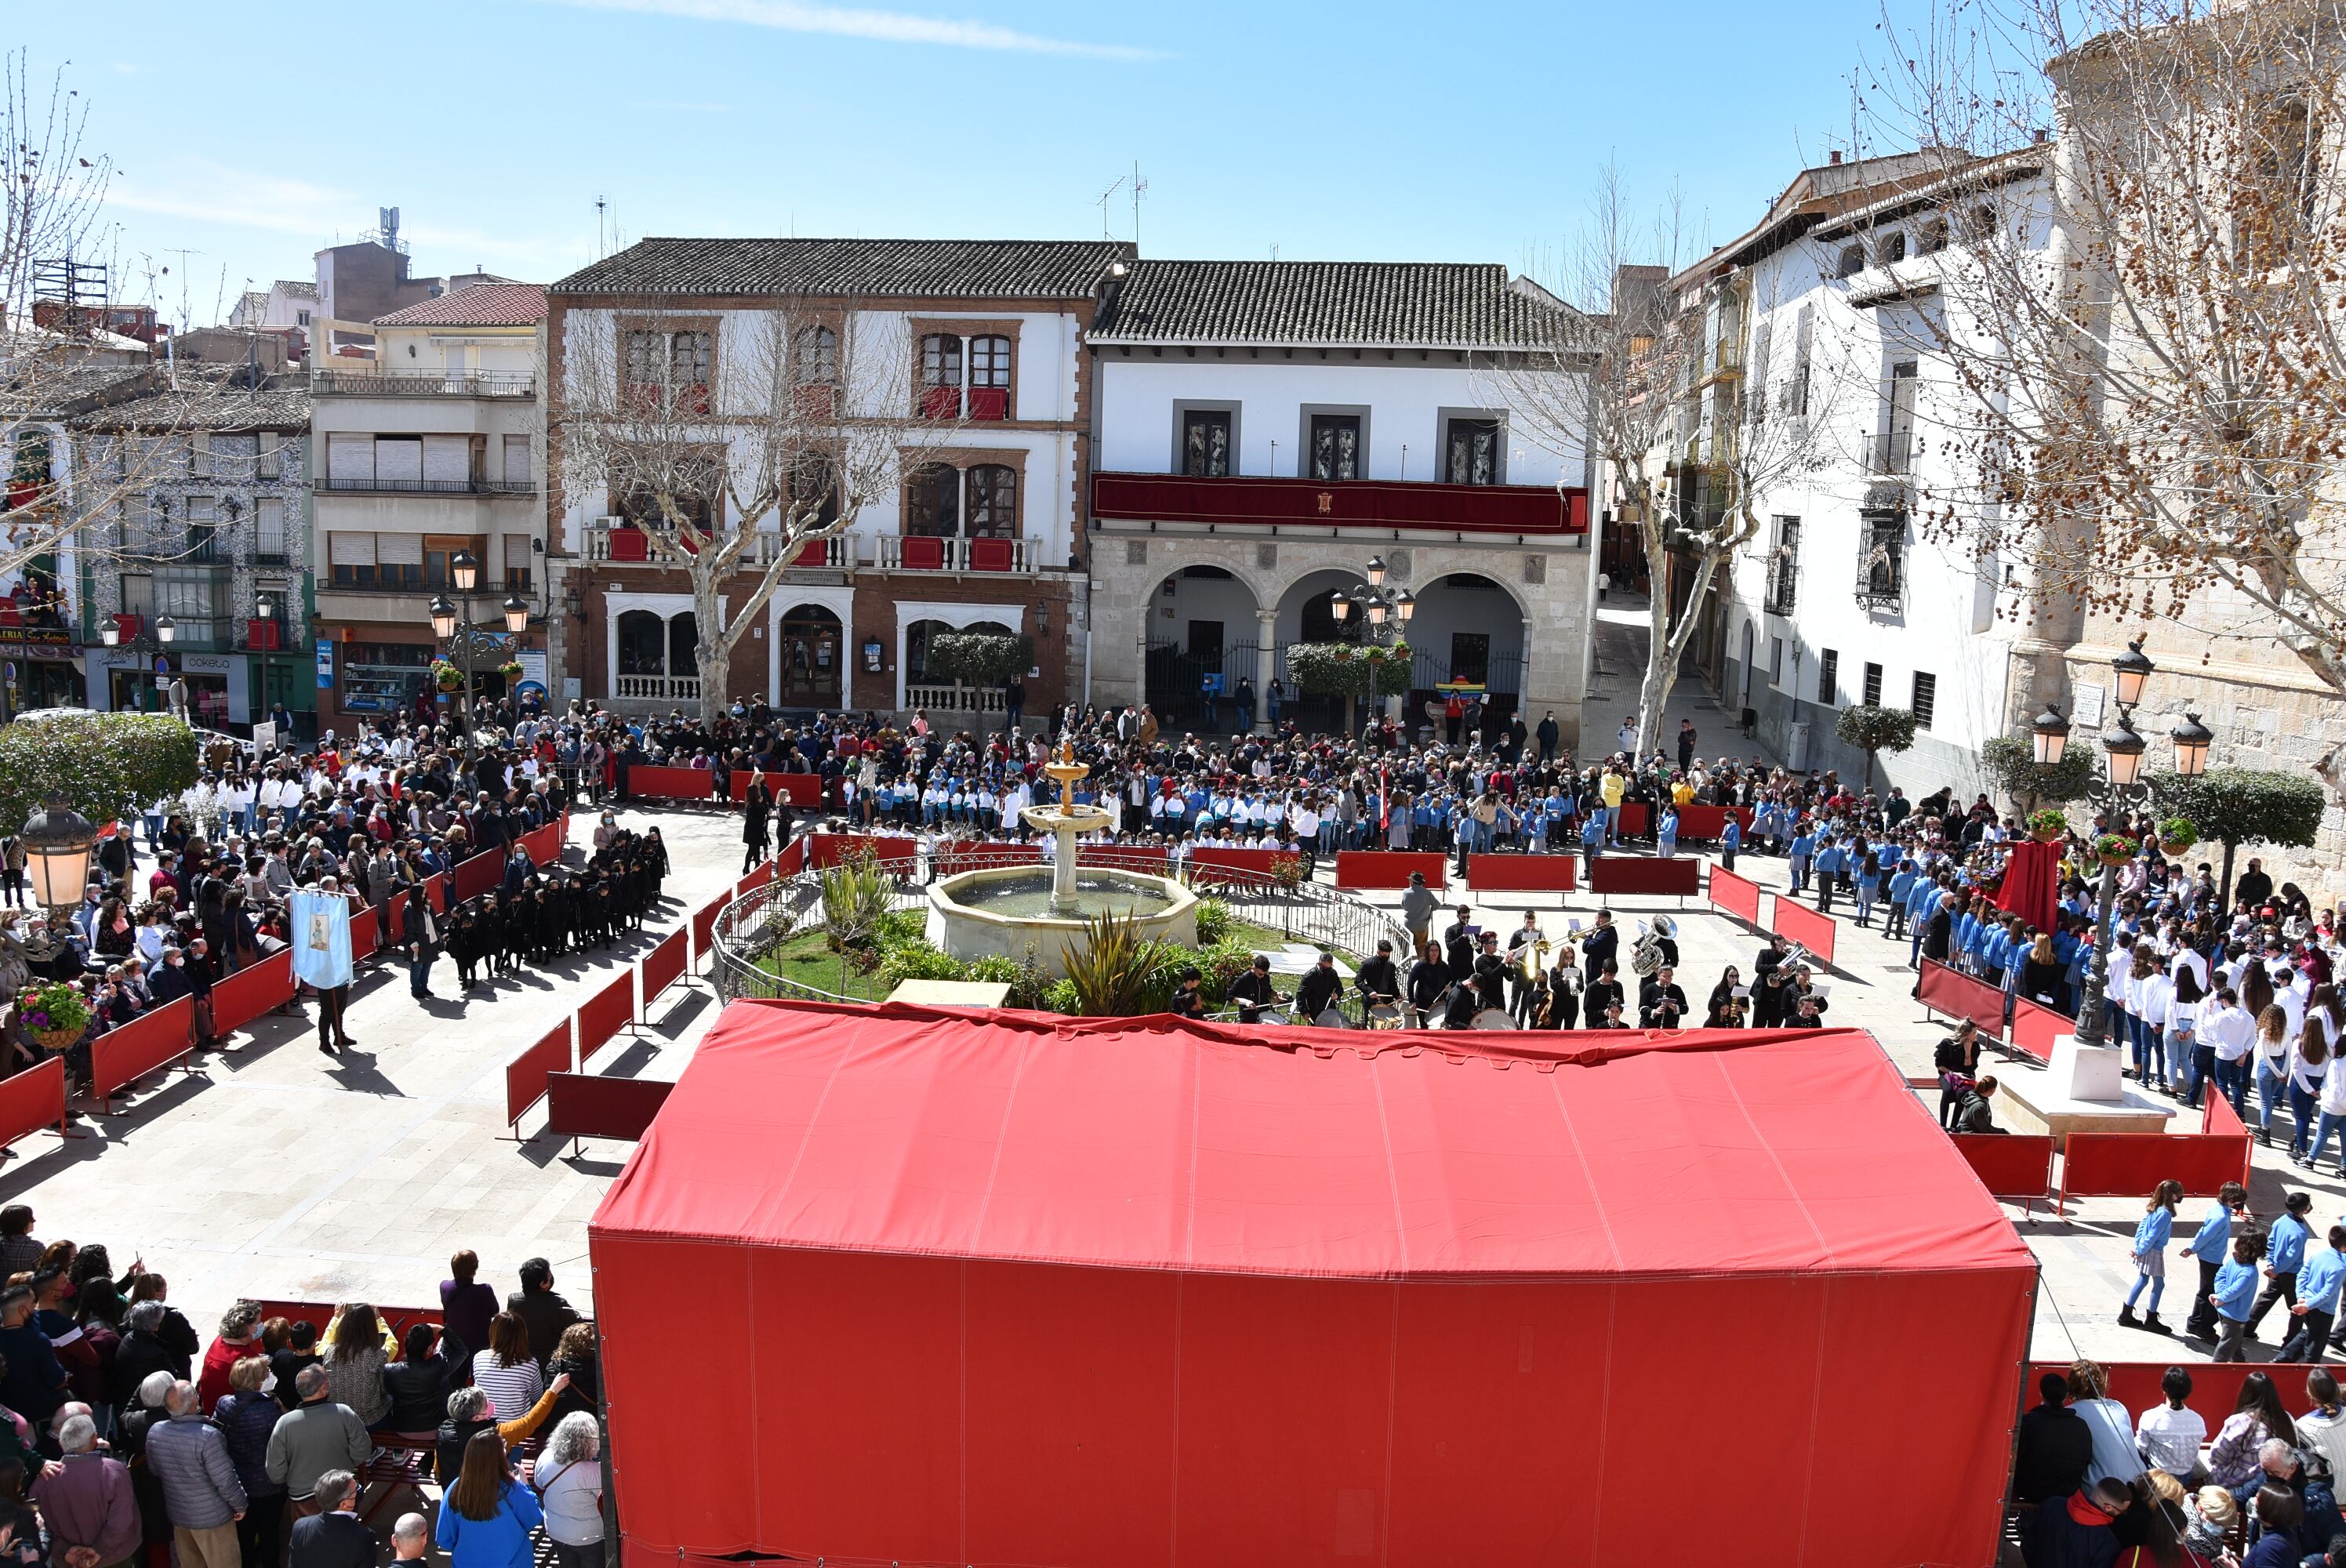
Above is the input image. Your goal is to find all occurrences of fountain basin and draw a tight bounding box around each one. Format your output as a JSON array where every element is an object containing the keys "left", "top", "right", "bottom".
[{"left": 927, "top": 865, "right": 1198, "bottom": 979}]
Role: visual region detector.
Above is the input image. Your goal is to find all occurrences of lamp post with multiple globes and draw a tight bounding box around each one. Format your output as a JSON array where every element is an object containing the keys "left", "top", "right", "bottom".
[
  {"left": 2027, "top": 641, "right": 2213, "bottom": 1053},
  {"left": 1326, "top": 555, "right": 1416, "bottom": 732},
  {"left": 426, "top": 550, "right": 529, "bottom": 755}
]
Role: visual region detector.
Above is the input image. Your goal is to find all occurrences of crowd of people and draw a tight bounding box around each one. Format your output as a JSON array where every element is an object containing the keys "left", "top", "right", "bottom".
[
  {"left": 0, "top": 705, "right": 677, "bottom": 1076},
  {"left": 0, "top": 1210, "right": 606, "bottom": 1568},
  {"left": 2014, "top": 1359, "right": 2346, "bottom": 1566}
]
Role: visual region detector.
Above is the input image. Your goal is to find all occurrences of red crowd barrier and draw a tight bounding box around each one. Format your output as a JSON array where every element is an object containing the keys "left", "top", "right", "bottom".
[
  {"left": 775, "top": 837, "right": 807, "bottom": 877},
  {"left": 87, "top": 996, "right": 195, "bottom": 1109},
  {"left": 692, "top": 895, "right": 726, "bottom": 964},
  {"left": 641, "top": 930, "right": 688, "bottom": 1007},
  {"left": 805, "top": 833, "right": 918, "bottom": 871},
  {"left": 1673, "top": 804, "right": 1752, "bottom": 843},
  {"left": 349, "top": 906, "right": 379, "bottom": 962},
  {"left": 2203, "top": 1094, "right": 2257, "bottom": 1188},
  {"left": 1586, "top": 856, "right": 1701, "bottom": 898},
  {"left": 628, "top": 765, "right": 721, "bottom": 803},
  {"left": 1186, "top": 847, "right": 1302, "bottom": 884},
  {"left": 1918, "top": 960, "right": 2008, "bottom": 1041},
  {"left": 504, "top": 1020, "right": 573, "bottom": 1130},
  {"left": 737, "top": 862, "right": 775, "bottom": 897},
  {"left": 209, "top": 951, "right": 293, "bottom": 1037},
  {"left": 252, "top": 1299, "right": 439, "bottom": 1343},
  {"left": 1768, "top": 895, "right": 1839, "bottom": 967},
  {"left": 732, "top": 772, "right": 825, "bottom": 807},
  {"left": 1334, "top": 851, "right": 1447, "bottom": 891},
  {"left": 420, "top": 873, "right": 448, "bottom": 915},
  {"left": 453, "top": 851, "right": 502, "bottom": 902},
  {"left": 1707, "top": 866, "right": 1762, "bottom": 925},
  {"left": 523, "top": 821, "right": 564, "bottom": 863},
  {"left": 2028, "top": 1361, "right": 2331, "bottom": 1437},
  {"left": 2010, "top": 999, "right": 2068, "bottom": 1064},
  {"left": 1614, "top": 801, "right": 1652, "bottom": 840},
  {"left": 1465, "top": 854, "right": 1578, "bottom": 892},
  {"left": 577, "top": 971, "right": 636, "bottom": 1064},
  {"left": 1080, "top": 846, "right": 1172, "bottom": 876},
  {"left": 1951, "top": 1132, "right": 2055, "bottom": 1203},
  {"left": 0, "top": 1058, "right": 68, "bottom": 1156},
  {"left": 546, "top": 1072, "right": 674, "bottom": 1144},
  {"left": 2057, "top": 1125, "right": 2253, "bottom": 1214}
]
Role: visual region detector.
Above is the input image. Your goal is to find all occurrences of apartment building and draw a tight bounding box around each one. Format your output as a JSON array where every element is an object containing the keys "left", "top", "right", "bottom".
[
  {"left": 547, "top": 238, "right": 1125, "bottom": 717},
  {"left": 1086, "top": 260, "right": 1595, "bottom": 742},
  {"left": 309, "top": 282, "right": 547, "bottom": 727}
]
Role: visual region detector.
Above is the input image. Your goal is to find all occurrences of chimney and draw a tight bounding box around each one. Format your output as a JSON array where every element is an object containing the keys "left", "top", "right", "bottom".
[
  {"left": 2032, "top": 127, "right": 2050, "bottom": 144},
  {"left": 1828, "top": 150, "right": 1843, "bottom": 165}
]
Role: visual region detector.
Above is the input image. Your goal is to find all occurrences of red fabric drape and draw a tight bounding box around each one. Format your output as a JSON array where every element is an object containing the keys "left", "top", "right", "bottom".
[{"left": 1995, "top": 837, "right": 2060, "bottom": 933}]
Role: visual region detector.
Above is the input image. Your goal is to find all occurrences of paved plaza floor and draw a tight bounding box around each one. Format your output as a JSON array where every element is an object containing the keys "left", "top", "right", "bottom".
[{"left": 1, "top": 796, "right": 2303, "bottom": 1377}]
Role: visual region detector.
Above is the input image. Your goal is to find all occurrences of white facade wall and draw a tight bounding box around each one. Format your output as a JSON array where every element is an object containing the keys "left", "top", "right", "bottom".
[{"left": 1713, "top": 187, "right": 2047, "bottom": 793}]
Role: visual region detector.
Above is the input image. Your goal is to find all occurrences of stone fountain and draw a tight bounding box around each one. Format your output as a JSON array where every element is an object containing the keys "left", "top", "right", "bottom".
[{"left": 924, "top": 742, "right": 1198, "bottom": 979}]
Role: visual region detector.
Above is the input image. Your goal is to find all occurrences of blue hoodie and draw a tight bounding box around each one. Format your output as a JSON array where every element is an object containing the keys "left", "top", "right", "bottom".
[{"left": 2186, "top": 1200, "right": 2235, "bottom": 1263}]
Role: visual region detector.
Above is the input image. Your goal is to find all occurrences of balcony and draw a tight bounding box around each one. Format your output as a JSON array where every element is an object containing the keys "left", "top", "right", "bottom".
[
  {"left": 317, "top": 477, "right": 535, "bottom": 496},
  {"left": 311, "top": 368, "right": 535, "bottom": 398},
  {"left": 613, "top": 672, "right": 701, "bottom": 705},
  {"left": 580, "top": 522, "right": 1040, "bottom": 573},
  {"left": 1090, "top": 472, "right": 1589, "bottom": 536},
  {"left": 1869, "top": 431, "right": 1914, "bottom": 476},
  {"left": 905, "top": 682, "right": 1007, "bottom": 714}
]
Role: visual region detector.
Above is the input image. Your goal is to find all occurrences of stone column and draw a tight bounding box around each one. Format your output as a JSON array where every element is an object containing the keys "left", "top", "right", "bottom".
[{"left": 1254, "top": 608, "right": 1278, "bottom": 732}]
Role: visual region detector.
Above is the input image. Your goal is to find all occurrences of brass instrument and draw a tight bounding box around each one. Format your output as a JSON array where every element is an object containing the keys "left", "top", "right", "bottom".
[
  {"left": 1629, "top": 913, "right": 1677, "bottom": 978},
  {"left": 1518, "top": 934, "right": 1552, "bottom": 981}
]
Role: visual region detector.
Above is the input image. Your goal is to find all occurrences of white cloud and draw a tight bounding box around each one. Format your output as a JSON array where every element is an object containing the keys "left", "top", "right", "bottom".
[
  {"left": 107, "top": 158, "right": 562, "bottom": 267},
  {"left": 536, "top": 0, "right": 1162, "bottom": 60}
]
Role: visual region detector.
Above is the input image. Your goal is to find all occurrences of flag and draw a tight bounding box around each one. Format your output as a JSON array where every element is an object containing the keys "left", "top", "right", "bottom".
[{"left": 290, "top": 891, "right": 354, "bottom": 990}]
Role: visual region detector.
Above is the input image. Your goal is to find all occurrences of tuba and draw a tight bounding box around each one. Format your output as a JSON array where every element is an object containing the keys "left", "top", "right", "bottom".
[{"left": 1629, "top": 913, "right": 1676, "bottom": 977}]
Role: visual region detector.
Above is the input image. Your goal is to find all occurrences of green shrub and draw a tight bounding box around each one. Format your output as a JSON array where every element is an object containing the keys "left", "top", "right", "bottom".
[
  {"left": 1981, "top": 732, "right": 2100, "bottom": 812},
  {"left": 874, "top": 942, "right": 971, "bottom": 991},
  {"left": 819, "top": 851, "right": 895, "bottom": 953},
  {"left": 1043, "top": 978, "right": 1080, "bottom": 1014},
  {"left": 1193, "top": 896, "right": 1233, "bottom": 947},
  {"left": 1061, "top": 910, "right": 1172, "bottom": 1015},
  {"left": 0, "top": 712, "right": 199, "bottom": 832},
  {"left": 1834, "top": 705, "right": 1919, "bottom": 789},
  {"left": 965, "top": 949, "right": 1054, "bottom": 1010},
  {"left": 1197, "top": 938, "right": 1262, "bottom": 1005}
]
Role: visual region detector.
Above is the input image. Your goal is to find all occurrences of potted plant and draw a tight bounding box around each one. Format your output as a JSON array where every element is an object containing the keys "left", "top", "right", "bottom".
[
  {"left": 2157, "top": 816, "right": 2199, "bottom": 855},
  {"left": 496, "top": 660, "right": 525, "bottom": 680},
  {"left": 2026, "top": 808, "right": 2068, "bottom": 843},
  {"left": 2092, "top": 832, "right": 2139, "bottom": 867},
  {"left": 14, "top": 981, "right": 90, "bottom": 1053},
  {"left": 430, "top": 659, "right": 465, "bottom": 693}
]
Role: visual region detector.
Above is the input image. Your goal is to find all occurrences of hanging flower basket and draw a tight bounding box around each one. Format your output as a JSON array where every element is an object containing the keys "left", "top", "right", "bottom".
[
  {"left": 430, "top": 659, "right": 465, "bottom": 692},
  {"left": 2093, "top": 832, "right": 2139, "bottom": 867},
  {"left": 2157, "top": 816, "right": 2199, "bottom": 855},
  {"left": 2026, "top": 808, "right": 2068, "bottom": 843},
  {"left": 15, "top": 981, "right": 89, "bottom": 1052},
  {"left": 495, "top": 661, "right": 525, "bottom": 680}
]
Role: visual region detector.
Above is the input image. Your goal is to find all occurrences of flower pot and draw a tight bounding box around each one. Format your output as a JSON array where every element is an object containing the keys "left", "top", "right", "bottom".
[
  {"left": 2031, "top": 827, "right": 2063, "bottom": 844},
  {"left": 2159, "top": 837, "right": 2191, "bottom": 856},
  {"left": 29, "top": 1024, "right": 82, "bottom": 1052},
  {"left": 2097, "top": 848, "right": 2135, "bottom": 868}
]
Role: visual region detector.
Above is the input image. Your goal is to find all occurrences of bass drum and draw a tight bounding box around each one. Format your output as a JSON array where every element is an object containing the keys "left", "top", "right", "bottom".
[
  {"left": 1312, "top": 1007, "right": 1347, "bottom": 1029},
  {"left": 1470, "top": 1007, "right": 1516, "bottom": 1029}
]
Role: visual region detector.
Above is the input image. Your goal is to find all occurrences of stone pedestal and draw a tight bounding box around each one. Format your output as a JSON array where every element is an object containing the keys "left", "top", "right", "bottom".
[
  {"left": 1995, "top": 1037, "right": 2177, "bottom": 1150},
  {"left": 2046, "top": 1034, "right": 2126, "bottom": 1104}
]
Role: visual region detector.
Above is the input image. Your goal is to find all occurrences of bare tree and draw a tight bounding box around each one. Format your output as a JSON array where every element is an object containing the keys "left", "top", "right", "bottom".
[
  {"left": 554, "top": 303, "right": 950, "bottom": 723},
  {"left": 1860, "top": 0, "right": 2346, "bottom": 776},
  {"left": 1489, "top": 165, "right": 1838, "bottom": 752}
]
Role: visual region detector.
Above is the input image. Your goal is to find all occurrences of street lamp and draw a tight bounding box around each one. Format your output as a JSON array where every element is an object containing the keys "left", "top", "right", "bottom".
[
  {"left": 20, "top": 797, "right": 95, "bottom": 916},
  {"left": 427, "top": 550, "right": 485, "bottom": 754},
  {"left": 256, "top": 596, "right": 274, "bottom": 745},
  {"left": 100, "top": 613, "right": 177, "bottom": 713},
  {"left": 502, "top": 595, "right": 528, "bottom": 635}
]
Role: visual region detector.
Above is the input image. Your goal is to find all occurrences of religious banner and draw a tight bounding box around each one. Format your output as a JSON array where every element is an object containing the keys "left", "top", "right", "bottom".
[{"left": 291, "top": 891, "right": 354, "bottom": 990}]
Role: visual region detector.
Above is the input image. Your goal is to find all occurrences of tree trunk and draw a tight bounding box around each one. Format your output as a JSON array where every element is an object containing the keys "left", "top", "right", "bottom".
[
  {"left": 1637, "top": 578, "right": 1672, "bottom": 754},
  {"left": 2219, "top": 840, "right": 2237, "bottom": 913},
  {"left": 1343, "top": 691, "right": 1357, "bottom": 740},
  {"left": 693, "top": 568, "right": 729, "bottom": 727}
]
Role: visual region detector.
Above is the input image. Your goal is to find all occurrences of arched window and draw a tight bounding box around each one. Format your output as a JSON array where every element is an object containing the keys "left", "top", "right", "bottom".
[
  {"left": 792, "top": 324, "right": 838, "bottom": 386},
  {"left": 917, "top": 334, "right": 961, "bottom": 418},
  {"left": 668, "top": 612, "right": 699, "bottom": 677},
  {"left": 617, "top": 610, "right": 666, "bottom": 675},
  {"left": 790, "top": 452, "right": 840, "bottom": 528},
  {"left": 964, "top": 464, "right": 1017, "bottom": 537},
  {"left": 904, "top": 463, "right": 959, "bottom": 535},
  {"left": 969, "top": 336, "right": 1011, "bottom": 389}
]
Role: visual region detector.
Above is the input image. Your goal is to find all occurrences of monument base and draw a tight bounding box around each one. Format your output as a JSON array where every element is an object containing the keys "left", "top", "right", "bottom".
[{"left": 1994, "top": 1064, "right": 2177, "bottom": 1149}]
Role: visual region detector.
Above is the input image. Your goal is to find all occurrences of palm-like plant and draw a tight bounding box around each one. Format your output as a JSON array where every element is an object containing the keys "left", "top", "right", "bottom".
[{"left": 1061, "top": 909, "right": 1171, "bottom": 1016}]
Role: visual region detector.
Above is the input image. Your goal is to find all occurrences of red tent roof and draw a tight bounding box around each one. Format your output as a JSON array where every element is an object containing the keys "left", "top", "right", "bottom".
[{"left": 593, "top": 1001, "right": 2032, "bottom": 1282}]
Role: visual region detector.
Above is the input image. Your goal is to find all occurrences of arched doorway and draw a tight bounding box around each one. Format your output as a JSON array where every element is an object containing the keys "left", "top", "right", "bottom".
[
  {"left": 777, "top": 604, "right": 843, "bottom": 706},
  {"left": 904, "top": 615, "right": 1017, "bottom": 722},
  {"left": 616, "top": 609, "right": 667, "bottom": 702},
  {"left": 668, "top": 613, "right": 701, "bottom": 704},
  {"left": 1404, "top": 572, "right": 1527, "bottom": 743},
  {"left": 1271, "top": 568, "right": 1373, "bottom": 734},
  {"left": 1144, "top": 565, "right": 1261, "bottom": 731}
]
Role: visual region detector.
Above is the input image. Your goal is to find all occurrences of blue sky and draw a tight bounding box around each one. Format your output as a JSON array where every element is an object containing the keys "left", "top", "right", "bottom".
[{"left": 45, "top": 0, "right": 1912, "bottom": 323}]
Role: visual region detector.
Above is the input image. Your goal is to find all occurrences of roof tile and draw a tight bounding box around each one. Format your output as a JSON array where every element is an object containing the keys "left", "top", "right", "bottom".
[
  {"left": 549, "top": 238, "right": 1133, "bottom": 300},
  {"left": 1093, "top": 260, "right": 1577, "bottom": 348},
  {"left": 373, "top": 282, "right": 547, "bottom": 328}
]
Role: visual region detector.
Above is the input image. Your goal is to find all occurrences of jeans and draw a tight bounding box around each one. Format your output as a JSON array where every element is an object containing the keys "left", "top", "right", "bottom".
[
  {"left": 2186, "top": 1044, "right": 2217, "bottom": 1109},
  {"left": 1790, "top": 856, "right": 1810, "bottom": 893},
  {"left": 552, "top": 1544, "right": 606, "bottom": 1568},
  {"left": 409, "top": 952, "right": 434, "bottom": 997},
  {"left": 2292, "top": 1083, "right": 2324, "bottom": 1156},
  {"left": 2214, "top": 1057, "right": 2250, "bottom": 1115},
  {"left": 1855, "top": 887, "right": 1876, "bottom": 925},
  {"left": 2312, "top": 1111, "right": 2346, "bottom": 1169},
  {"left": 2259, "top": 1061, "right": 2289, "bottom": 1129}
]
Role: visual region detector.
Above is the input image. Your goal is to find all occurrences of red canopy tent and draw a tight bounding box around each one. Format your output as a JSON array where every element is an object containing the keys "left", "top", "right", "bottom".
[{"left": 590, "top": 1002, "right": 2036, "bottom": 1568}]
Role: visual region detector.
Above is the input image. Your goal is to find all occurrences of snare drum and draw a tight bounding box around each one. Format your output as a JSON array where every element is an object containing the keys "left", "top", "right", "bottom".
[
  {"left": 1312, "top": 1007, "right": 1347, "bottom": 1029},
  {"left": 1366, "top": 1000, "right": 1404, "bottom": 1029}
]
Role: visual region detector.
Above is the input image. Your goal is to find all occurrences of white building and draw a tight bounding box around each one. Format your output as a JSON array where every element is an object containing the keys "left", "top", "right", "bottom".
[
  {"left": 309, "top": 281, "right": 547, "bottom": 726},
  {"left": 1085, "top": 260, "right": 1596, "bottom": 742},
  {"left": 1690, "top": 154, "right": 2051, "bottom": 791}
]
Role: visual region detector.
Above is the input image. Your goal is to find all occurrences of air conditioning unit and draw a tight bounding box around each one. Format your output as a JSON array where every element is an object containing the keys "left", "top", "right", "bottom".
[{"left": 594, "top": 516, "right": 627, "bottom": 530}]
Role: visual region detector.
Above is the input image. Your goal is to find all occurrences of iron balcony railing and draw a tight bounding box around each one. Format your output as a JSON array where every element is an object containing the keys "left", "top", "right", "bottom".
[{"left": 310, "top": 368, "right": 535, "bottom": 398}]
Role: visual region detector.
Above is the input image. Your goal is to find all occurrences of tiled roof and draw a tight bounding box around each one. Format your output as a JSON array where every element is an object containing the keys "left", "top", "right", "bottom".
[
  {"left": 64, "top": 370, "right": 309, "bottom": 430},
  {"left": 550, "top": 238, "right": 1134, "bottom": 300},
  {"left": 1091, "top": 260, "right": 1578, "bottom": 348},
  {"left": 374, "top": 282, "right": 547, "bottom": 328}
]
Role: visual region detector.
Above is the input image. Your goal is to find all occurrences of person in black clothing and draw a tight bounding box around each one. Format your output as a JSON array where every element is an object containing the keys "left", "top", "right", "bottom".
[
  {"left": 742, "top": 777, "right": 773, "bottom": 873},
  {"left": 1923, "top": 895, "right": 1955, "bottom": 964},
  {"left": 1582, "top": 960, "right": 1625, "bottom": 1028},
  {"left": 1581, "top": 910, "right": 1620, "bottom": 978},
  {"left": 1638, "top": 966, "right": 1689, "bottom": 1029},
  {"left": 546, "top": 1322, "right": 601, "bottom": 1425},
  {"left": 1407, "top": 942, "right": 1451, "bottom": 1028},
  {"left": 1443, "top": 909, "right": 1476, "bottom": 984},
  {"left": 289, "top": 1470, "right": 373, "bottom": 1568},
  {"left": 2010, "top": 1372, "right": 2093, "bottom": 1504},
  {"left": 1935, "top": 1022, "right": 1982, "bottom": 1130},
  {"left": 507, "top": 1258, "right": 583, "bottom": 1370},
  {"left": 1588, "top": 997, "right": 1632, "bottom": 1029},
  {"left": 1751, "top": 937, "right": 1789, "bottom": 1028},
  {"left": 1955, "top": 1076, "right": 2006, "bottom": 1131},
  {"left": 1294, "top": 953, "right": 1343, "bottom": 1023},
  {"left": 1226, "top": 956, "right": 1279, "bottom": 1024},
  {"left": 107, "top": 1300, "right": 187, "bottom": 1410},
  {"left": 383, "top": 1323, "right": 469, "bottom": 1436},
  {"left": 1440, "top": 973, "right": 1485, "bottom": 1029},
  {"left": 268, "top": 1319, "right": 321, "bottom": 1411},
  {"left": 1354, "top": 941, "right": 1400, "bottom": 1014},
  {"left": 1168, "top": 967, "right": 1206, "bottom": 1020}
]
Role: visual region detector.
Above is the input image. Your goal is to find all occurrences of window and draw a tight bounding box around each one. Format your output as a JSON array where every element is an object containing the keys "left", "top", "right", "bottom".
[
  {"left": 965, "top": 464, "right": 1018, "bottom": 537},
  {"left": 423, "top": 535, "right": 485, "bottom": 591},
  {"left": 259, "top": 432, "right": 283, "bottom": 480},
  {"left": 1817, "top": 648, "right": 1839, "bottom": 706},
  {"left": 903, "top": 463, "right": 959, "bottom": 536},
  {"left": 504, "top": 534, "right": 532, "bottom": 593},
  {"left": 1862, "top": 662, "right": 1883, "bottom": 706},
  {"left": 623, "top": 327, "right": 713, "bottom": 414},
  {"left": 185, "top": 497, "right": 217, "bottom": 564},
  {"left": 1877, "top": 361, "right": 1917, "bottom": 474},
  {"left": 1785, "top": 305, "right": 1813, "bottom": 417},
  {"left": 1182, "top": 408, "right": 1232, "bottom": 477},
  {"left": 917, "top": 335, "right": 962, "bottom": 419},
  {"left": 1835, "top": 245, "right": 1865, "bottom": 279},
  {"left": 1919, "top": 216, "right": 1950, "bottom": 255},
  {"left": 155, "top": 568, "right": 229, "bottom": 645},
  {"left": 296, "top": 310, "right": 311, "bottom": 328},
  {"left": 326, "top": 433, "right": 375, "bottom": 485},
  {"left": 790, "top": 453, "right": 839, "bottom": 528},
  {"left": 329, "top": 532, "right": 376, "bottom": 588},
  {"left": 1769, "top": 636, "right": 1784, "bottom": 687},
  {"left": 1858, "top": 510, "right": 1906, "bottom": 610},
  {"left": 1745, "top": 320, "right": 1771, "bottom": 428},
  {"left": 968, "top": 335, "right": 1011, "bottom": 388},
  {"left": 256, "top": 498, "right": 287, "bottom": 563},
  {"left": 1444, "top": 417, "right": 1502, "bottom": 485},
  {"left": 1764, "top": 516, "right": 1799, "bottom": 615},
  {"left": 503, "top": 434, "right": 531, "bottom": 485},
  {"left": 1911, "top": 670, "right": 1937, "bottom": 730},
  {"left": 1309, "top": 414, "right": 1361, "bottom": 481},
  {"left": 792, "top": 324, "right": 839, "bottom": 386},
  {"left": 376, "top": 437, "right": 423, "bottom": 486},
  {"left": 617, "top": 464, "right": 718, "bottom": 534},
  {"left": 120, "top": 572, "right": 153, "bottom": 621},
  {"left": 1879, "top": 230, "right": 1908, "bottom": 264}
]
